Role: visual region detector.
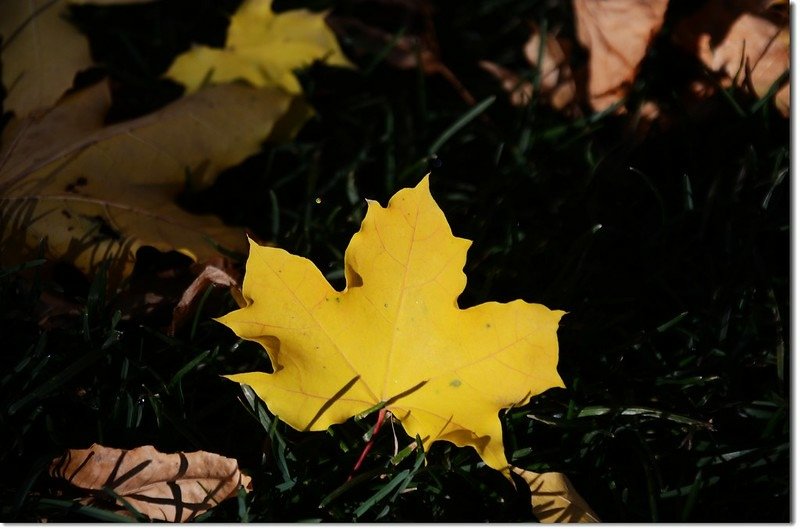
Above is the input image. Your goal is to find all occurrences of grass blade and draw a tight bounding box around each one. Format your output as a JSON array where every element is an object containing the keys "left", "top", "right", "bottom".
[
  {"left": 354, "top": 470, "right": 410, "bottom": 519},
  {"left": 37, "top": 499, "right": 137, "bottom": 523},
  {"left": 427, "top": 96, "right": 495, "bottom": 155}
]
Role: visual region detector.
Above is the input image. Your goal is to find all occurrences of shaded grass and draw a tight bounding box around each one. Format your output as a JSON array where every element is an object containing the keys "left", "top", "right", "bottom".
[{"left": 0, "top": 0, "right": 789, "bottom": 522}]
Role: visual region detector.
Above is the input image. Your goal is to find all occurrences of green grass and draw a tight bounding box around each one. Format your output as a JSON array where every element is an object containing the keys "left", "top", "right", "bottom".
[{"left": 0, "top": 0, "right": 789, "bottom": 522}]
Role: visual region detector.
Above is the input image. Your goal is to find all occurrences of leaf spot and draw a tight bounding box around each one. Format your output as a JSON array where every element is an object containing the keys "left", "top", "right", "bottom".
[
  {"left": 65, "top": 176, "right": 88, "bottom": 193},
  {"left": 449, "top": 379, "right": 462, "bottom": 388}
]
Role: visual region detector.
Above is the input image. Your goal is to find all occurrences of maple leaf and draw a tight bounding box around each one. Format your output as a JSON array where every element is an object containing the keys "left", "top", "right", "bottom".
[
  {"left": 165, "top": 0, "right": 353, "bottom": 95},
  {"left": 218, "top": 176, "right": 564, "bottom": 475}
]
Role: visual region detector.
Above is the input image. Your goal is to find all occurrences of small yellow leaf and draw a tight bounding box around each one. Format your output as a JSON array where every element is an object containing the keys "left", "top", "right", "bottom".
[
  {"left": 166, "top": 0, "right": 353, "bottom": 95},
  {"left": 0, "top": 81, "right": 302, "bottom": 285},
  {"left": 218, "top": 176, "right": 564, "bottom": 476},
  {"left": 512, "top": 466, "right": 600, "bottom": 523},
  {"left": 0, "top": 0, "right": 94, "bottom": 117},
  {"left": 50, "top": 444, "right": 252, "bottom": 522}
]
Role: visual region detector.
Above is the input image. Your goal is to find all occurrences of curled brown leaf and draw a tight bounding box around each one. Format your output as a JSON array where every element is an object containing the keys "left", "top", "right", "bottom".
[
  {"left": 327, "top": 0, "right": 478, "bottom": 106},
  {"left": 478, "top": 61, "right": 533, "bottom": 107},
  {"left": 481, "top": 28, "right": 576, "bottom": 110},
  {"left": 169, "top": 260, "right": 242, "bottom": 335},
  {"left": 523, "top": 29, "right": 576, "bottom": 110},
  {"left": 49, "top": 444, "right": 252, "bottom": 522}
]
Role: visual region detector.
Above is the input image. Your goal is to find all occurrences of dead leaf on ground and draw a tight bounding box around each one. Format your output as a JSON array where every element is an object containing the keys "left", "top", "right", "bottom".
[
  {"left": 478, "top": 61, "right": 532, "bottom": 107},
  {"left": 327, "top": 0, "right": 478, "bottom": 106},
  {"left": 170, "top": 260, "right": 242, "bottom": 335},
  {"left": 219, "top": 176, "right": 564, "bottom": 477},
  {"left": 0, "top": 0, "right": 94, "bottom": 118},
  {"left": 166, "top": 0, "right": 353, "bottom": 95},
  {"left": 480, "top": 27, "right": 576, "bottom": 110},
  {"left": 673, "top": 0, "right": 789, "bottom": 116},
  {"left": 0, "top": 80, "right": 306, "bottom": 287},
  {"left": 326, "top": 0, "right": 439, "bottom": 72},
  {"left": 512, "top": 466, "right": 600, "bottom": 523},
  {"left": 523, "top": 30, "right": 577, "bottom": 110},
  {"left": 50, "top": 443, "right": 252, "bottom": 522},
  {"left": 573, "top": 0, "right": 670, "bottom": 113}
]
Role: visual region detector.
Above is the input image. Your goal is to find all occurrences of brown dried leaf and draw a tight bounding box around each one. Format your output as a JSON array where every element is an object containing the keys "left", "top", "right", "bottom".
[
  {"left": 328, "top": 15, "right": 441, "bottom": 73},
  {"left": 478, "top": 61, "right": 533, "bottom": 107},
  {"left": 573, "top": 0, "right": 669, "bottom": 112},
  {"left": 169, "top": 261, "right": 242, "bottom": 335},
  {"left": 525, "top": 29, "right": 577, "bottom": 110},
  {"left": 673, "top": 0, "right": 789, "bottom": 116},
  {"left": 327, "top": 0, "right": 478, "bottom": 106},
  {"left": 524, "top": 31, "right": 571, "bottom": 95},
  {"left": 512, "top": 466, "right": 600, "bottom": 523},
  {"left": 481, "top": 28, "right": 576, "bottom": 111},
  {"left": 326, "top": 0, "right": 441, "bottom": 74},
  {"left": 49, "top": 444, "right": 252, "bottom": 522}
]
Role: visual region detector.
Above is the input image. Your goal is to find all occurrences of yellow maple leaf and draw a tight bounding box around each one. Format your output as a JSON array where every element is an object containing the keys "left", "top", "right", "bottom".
[
  {"left": 165, "top": 0, "right": 353, "bottom": 95},
  {"left": 218, "top": 176, "right": 564, "bottom": 475}
]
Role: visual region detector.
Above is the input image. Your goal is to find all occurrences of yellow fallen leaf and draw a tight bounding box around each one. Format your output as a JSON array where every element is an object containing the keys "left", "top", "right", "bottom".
[
  {"left": 165, "top": 0, "right": 353, "bottom": 95},
  {"left": 573, "top": 0, "right": 669, "bottom": 112},
  {"left": 673, "top": 0, "right": 789, "bottom": 117},
  {"left": 49, "top": 443, "right": 252, "bottom": 522},
  {"left": 0, "top": 0, "right": 94, "bottom": 118},
  {"left": 218, "top": 176, "right": 564, "bottom": 476},
  {"left": 512, "top": 466, "right": 600, "bottom": 523},
  {"left": 0, "top": 80, "right": 305, "bottom": 286}
]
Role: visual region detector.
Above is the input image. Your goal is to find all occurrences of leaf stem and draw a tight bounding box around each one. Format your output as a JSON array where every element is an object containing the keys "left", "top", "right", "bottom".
[{"left": 348, "top": 409, "right": 389, "bottom": 481}]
